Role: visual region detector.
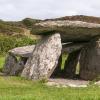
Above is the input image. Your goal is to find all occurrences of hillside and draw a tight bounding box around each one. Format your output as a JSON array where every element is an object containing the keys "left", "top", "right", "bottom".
[
  {"left": 46, "top": 15, "right": 100, "bottom": 24},
  {"left": 0, "top": 20, "right": 24, "bottom": 35},
  {"left": 1, "top": 15, "right": 100, "bottom": 36},
  {"left": 0, "top": 18, "right": 41, "bottom": 36}
]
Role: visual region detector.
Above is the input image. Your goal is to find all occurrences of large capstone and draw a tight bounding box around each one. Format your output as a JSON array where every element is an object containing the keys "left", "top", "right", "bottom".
[
  {"left": 80, "top": 38, "right": 100, "bottom": 80},
  {"left": 21, "top": 33, "right": 62, "bottom": 80},
  {"left": 32, "top": 20, "right": 100, "bottom": 42}
]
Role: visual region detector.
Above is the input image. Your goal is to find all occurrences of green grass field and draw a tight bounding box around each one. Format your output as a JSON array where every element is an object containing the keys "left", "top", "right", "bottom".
[{"left": 0, "top": 56, "right": 100, "bottom": 100}]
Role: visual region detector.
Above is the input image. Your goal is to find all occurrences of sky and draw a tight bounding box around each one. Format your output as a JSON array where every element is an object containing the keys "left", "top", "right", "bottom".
[{"left": 0, "top": 0, "right": 100, "bottom": 21}]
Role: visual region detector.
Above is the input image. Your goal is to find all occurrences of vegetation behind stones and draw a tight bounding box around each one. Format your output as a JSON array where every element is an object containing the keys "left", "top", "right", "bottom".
[{"left": 0, "top": 35, "right": 38, "bottom": 55}]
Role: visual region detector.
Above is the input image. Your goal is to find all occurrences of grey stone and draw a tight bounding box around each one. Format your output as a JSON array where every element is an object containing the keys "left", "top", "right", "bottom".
[
  {"left": 9, "top": 57, "right": 26, "bottom": 75},
  {"left": 32, "top": 20, "right": 100, "bottom": 42},
  {"left": 3, "top": 54, "right": 28, "bottom": 76},
  {"left": 51, "top": 54, "right": 62, "bottom": 77},
  {"left": 3, "top": 54, "right": 17, "bottom": 74},
  {"left": 62, "top": 43, "right": 85, "bottom": 53},
  {"left": 21, "top": 33, "right": 62, "bottom": 80},
  {"left": 80, "top": 38, "right": 100, "bottom": 80},
  {"left": 9, "top": 45, "right": 35, "bottom": 57}
]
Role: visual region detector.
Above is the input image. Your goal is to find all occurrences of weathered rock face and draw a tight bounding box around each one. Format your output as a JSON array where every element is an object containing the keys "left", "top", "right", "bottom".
[
  {"left": 9, "top": 45, "right": 35, "bottom": 57},
  {"left": 3, "top": 54, "right": 27, "bottom": 76},
  {"left": 64, "top": 50, "right": 80, "bottom": 78},
  {"left": 9, "top": 57, "right": 25, "bottom": 75},
  {"left": 80, "top": 38, "right": 100, "bottom": 80},
  {"left": 62, "top": 43, "right": 85, "bottom": 53},
  {"left": 3, "top": 54, "right": 17, "bottom": 75},
  {"left": 21, "top": 33, "right": 62, "bottom": 80},
  {"left": 32, "top": 20, "right": 100, "bottom": 42},
  {"left": 51, "top": 54, "right": 62, "bottom": 77}
]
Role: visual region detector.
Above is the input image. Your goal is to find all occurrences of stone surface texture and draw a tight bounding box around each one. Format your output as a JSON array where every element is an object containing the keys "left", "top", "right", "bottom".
[
  {"left": 32, "top": 20, "right": 100, "bottom": 42},
  {"left": 3, "top": 54, "right": 17, "bottom": 75},
  {"left": 21, "top": 33, "right": 62, "bottom": 80},
  {"left": 80, "top": 38, "right": 100, "bottom": 80},
  {"left": 36, "top": 20, "right": 100, "bottom": 28},
  {"left": 9, "top": 45, "right": 35, "bottom": 57},
  {"left": 62, "top": 43, "right": 85, "bottom": 53},
  {"left": 3, "top": 54, "right": 26, "bottom": 76}
]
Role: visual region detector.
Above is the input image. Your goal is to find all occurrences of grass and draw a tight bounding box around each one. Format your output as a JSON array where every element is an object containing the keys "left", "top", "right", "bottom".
[
  {"left": 0, "top": 56, "right": 100, "bottom": 100},
  {"left": 0, "top": 35, "right": 38, "bottom": 55},
  {"left": 0, "top": 56, "right": 5, "bottom": 70},
  {"left": 61, "top": 53, "right": 68, "bottom": 70},
  {"left": 0, "top": 76, "right": 100, "bottom": 100}
]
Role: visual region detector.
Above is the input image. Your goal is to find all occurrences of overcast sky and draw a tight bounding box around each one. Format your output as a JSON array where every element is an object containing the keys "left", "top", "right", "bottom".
[{"left": 0, "top": 0, "right": 100, "bottom": 21}]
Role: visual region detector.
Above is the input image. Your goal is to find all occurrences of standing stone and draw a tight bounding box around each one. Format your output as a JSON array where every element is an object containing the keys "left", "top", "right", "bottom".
[
  {"left": 3, "top": 54, "right": 17, "bottom": 75},
  {"left": 21, "top": 33, "right": 62, "bottom": 80},
  {"left": 3, "top": 54, "right": 25, "bottom": 76},
  {"left": 64, "top": 50, "right": 80, "bottom": 78},
  {"left": 80, "top": 38, "right": 100, "bottom": 80},
  {"left": 10, "top": 57, "right": 25, "bottom": 75}
]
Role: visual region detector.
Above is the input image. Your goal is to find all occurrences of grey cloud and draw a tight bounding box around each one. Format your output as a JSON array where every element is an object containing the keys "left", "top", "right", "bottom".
[{"left": 0, "top": 0, "right": 100, "bottom": 21}]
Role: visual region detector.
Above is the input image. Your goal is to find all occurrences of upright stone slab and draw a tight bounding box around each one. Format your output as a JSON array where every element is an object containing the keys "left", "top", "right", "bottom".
[
  {"left": 10, "top": 57, "right": 25, "bottom": 75},
  {"left": 3, "top": 54, "right": 17, "bottom": 75},
  {"left": 80, "top": 38, "right": 100, "bottom": 80},
  {"left": 64, "top": 50, "right": 80, "bottom": 78},
  {"left": 3, "top": 54, "right": 25, "bottom": 76},
  {"left": 21, "top": 33, "right": 62, "bottom": 80}
]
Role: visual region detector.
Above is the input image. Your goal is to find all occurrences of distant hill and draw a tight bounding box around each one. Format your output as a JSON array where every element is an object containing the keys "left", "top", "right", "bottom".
[
  {"left": 1, "top": 15, "right": 100, "bottom": 36},
  {"left": 0, "top": 18, "right": 41, "bottom": 36},
  {"left": 22, "top": 18, "right": 41, "bottom": 28},
  {"left": 0, "top": 20, "right": 23, "bottom": 35},
  {"left": 46, "top": 15, "right": 100, "bottom": 24}
]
